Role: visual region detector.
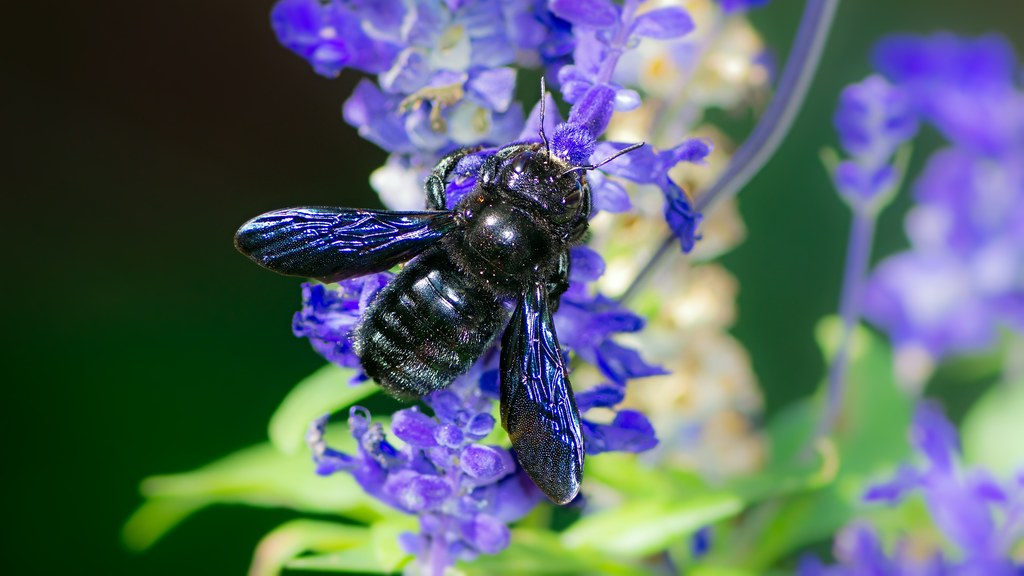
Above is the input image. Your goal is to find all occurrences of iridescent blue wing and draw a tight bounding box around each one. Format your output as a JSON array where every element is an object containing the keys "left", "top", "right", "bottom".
[
  {"left": 234, "top": 207, "right": 458, "bottom": 283},
  {"left": 500, "top": 283, "right": 585, "bottom": 505}
]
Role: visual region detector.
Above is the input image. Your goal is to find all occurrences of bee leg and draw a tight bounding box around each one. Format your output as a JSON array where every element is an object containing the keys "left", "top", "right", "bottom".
[
  {"left": 425, "top": 146, "right": 485, "bottom": 210},
  {"left": 546, "top": 251, "right": 571, "bottom": 313}
]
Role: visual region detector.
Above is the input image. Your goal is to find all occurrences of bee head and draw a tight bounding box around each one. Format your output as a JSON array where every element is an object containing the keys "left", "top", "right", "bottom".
[{"left": 476, "top": 145, "right": 589, "bottom": 226}]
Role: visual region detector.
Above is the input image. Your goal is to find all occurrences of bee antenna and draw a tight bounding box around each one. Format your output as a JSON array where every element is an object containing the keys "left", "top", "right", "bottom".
[
  {"left": 539, "top": 78, "right": 551, "bottom": 162},
  {"left": 559, "top": 142, "right": 645, "bottom": 177}
]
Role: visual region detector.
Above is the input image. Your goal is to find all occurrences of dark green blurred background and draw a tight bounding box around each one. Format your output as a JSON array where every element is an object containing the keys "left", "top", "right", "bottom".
[{"left": 3, "top": 1, "right": 1020, "bottom": 574}]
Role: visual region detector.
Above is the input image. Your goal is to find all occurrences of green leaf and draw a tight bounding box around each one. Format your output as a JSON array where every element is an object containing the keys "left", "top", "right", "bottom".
[
  {"left": 286, "top": 544, "right": 399, "bottom": 574},
  {"left": 250, "top": 520, "right": 369, "bottom": 576},
  {"left": 466, "top": 529, "right": 654, "bottom": 576},
  {"left": 585, "top": 452, "right": 702, "bottom": 499},
  {"left": 370, "top": 516, "right": 418, "bottom": 569},
  {"left": 286, "top": 517, "right": 416, "bottom": 574},
  {"left": 688, "top": 567, "right": 763, "bottom": 576},
  {"left": 122, "top": 497, "right": 210, "bottom": 552},
  {"left": 727, "top": 400, "right": 837, "bottom": 504},
  {"left": 269, "top": 364, "right": 377, "bottom": 454},
  {"left": 562, "top": 494, "right": 743, "bottom": 557},
  {"left": 123, "top": 435, "right": 383, "bottom": 551},
  {"left": 962, "top": 379, "right": 1024, "bottom": 477}
]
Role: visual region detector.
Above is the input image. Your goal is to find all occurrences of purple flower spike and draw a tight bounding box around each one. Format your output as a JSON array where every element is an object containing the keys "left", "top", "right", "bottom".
[
  {"left": 306, "top": 368, "right": 547, "bottom": 575},
  {"left": 268, "top": 0, "right": 718, "bottom": 570},
  {"left": 831, "top": 75, "right": 917, "bottom": 206}
]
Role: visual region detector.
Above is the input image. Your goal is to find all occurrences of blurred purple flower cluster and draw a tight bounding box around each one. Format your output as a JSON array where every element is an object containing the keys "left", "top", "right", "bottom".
[
  {"left": 307, "top": 360, "right": 657, "bottom": 571},
  {"left": 800, "top": 403, "right": 1024, "bottom": 575},
  {"left": 307, "top": 366, "right": 543, "bottom": 571},
  {"left": 861, "top": 34, "right": 1024, "bottom": 366}
]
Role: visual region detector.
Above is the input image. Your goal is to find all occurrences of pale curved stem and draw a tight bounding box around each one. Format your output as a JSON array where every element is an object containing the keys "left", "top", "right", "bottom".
[
  {"left": 696, "top": 0, "right": 840, "bottom": 213},
  {"left": 620, "top": 0, "right": 840, "bottom": 304}
]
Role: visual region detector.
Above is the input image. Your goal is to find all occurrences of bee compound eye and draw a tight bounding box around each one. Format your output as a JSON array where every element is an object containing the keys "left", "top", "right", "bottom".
[
  {"left": 510, "top": 151, "right": 534, "bottom": 174},
  {"left": 564, "top": 179, "right": 583, "bottom": 209}
]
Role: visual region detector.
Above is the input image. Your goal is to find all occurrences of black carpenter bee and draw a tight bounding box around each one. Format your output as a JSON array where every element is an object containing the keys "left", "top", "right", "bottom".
[{"left": 234, "top": 95, "right": 640, "bottom": 504}]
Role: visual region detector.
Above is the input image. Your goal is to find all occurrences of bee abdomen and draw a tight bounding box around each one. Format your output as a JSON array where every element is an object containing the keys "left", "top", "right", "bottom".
[{"left": 353, "top": 248, "right": 509, "bottom": 398}]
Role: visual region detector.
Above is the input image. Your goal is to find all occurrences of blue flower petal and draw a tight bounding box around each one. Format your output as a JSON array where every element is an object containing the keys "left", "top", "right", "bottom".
[
  {"left": 718, "top": 0, "right": 770, "bottom": 13},
  {"left": 379, "top": 48, "right": 431, "bottom": 94},
  {"left": 392, "top": 408, "right": 440, "bottom": 448},
  {"left": 632, "top": 7, "right": 695, "bottom": 40},
  {"left": 460, "top": 445, "right": 513, "bottom": 482},
  {"left": 549, "top": 0, "right": 619, "bottom": 28},
  {"left": 590, "top": 174, "right": 631, "bottom": 213},
  {"left": 518, "top": 92, "right": 563, "bottom": 142},
  {"left": 459, "top": 513, "right": 510, "bottom": 554},
  {"left": 575, "top": 383, "right": 625, "bottom": 411},
  {"left": 568, "top": 245, "right": 605, "bottom": 283},
  {"left": 662, "top": 180, "right": 703, "bottom": 253},
  {"left": 467, "top": 67, "right": 518, "bottom": 113},
  {"left": 385, "top": 470, "right": 452, "bottom": 512},
  {"left": 912, "top": 402, "right": 961, "bottom": 473},
  {"left": 566, "top": 83, "right": 617, "bottom": 140},
  {"left": 435, "top": 424, "right": 465, "bottom": 448},
  {"left": 584, "top": 409, "right": 658, "bottom": 454},
  {"left": 343, "top": 79, "right": 413, "bottom": 153},
  {"left": 595, "top": 340, "right": 668, "bottom": 384}
]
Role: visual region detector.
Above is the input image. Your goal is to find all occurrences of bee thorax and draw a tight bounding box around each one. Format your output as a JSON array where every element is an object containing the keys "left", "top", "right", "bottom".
[{"left": 451, "top": 201, "right": 559, "bottom": 291}]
